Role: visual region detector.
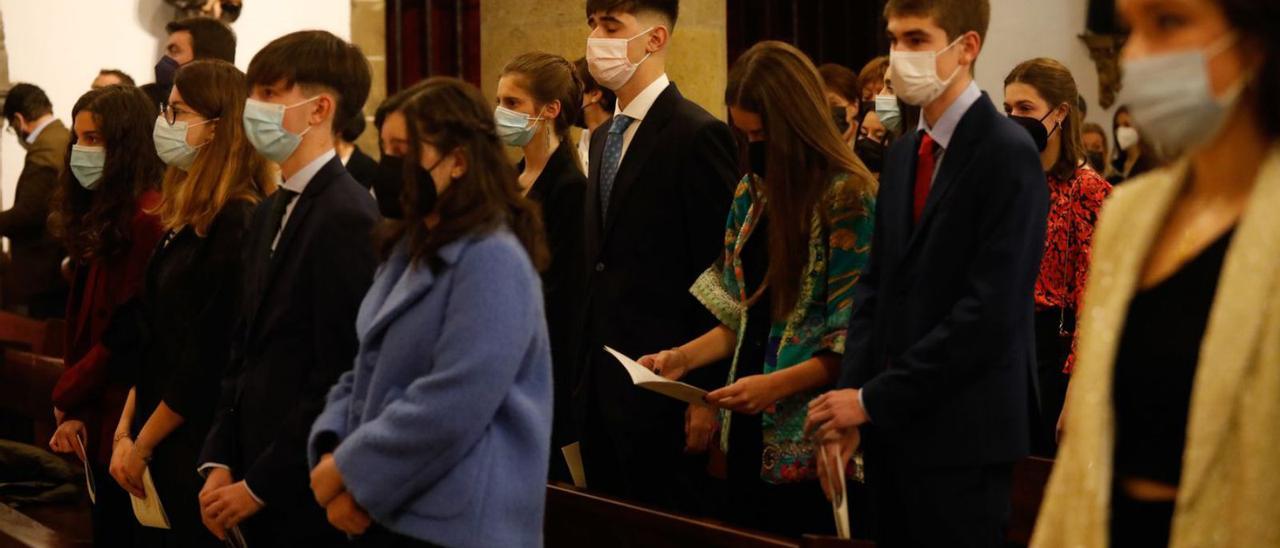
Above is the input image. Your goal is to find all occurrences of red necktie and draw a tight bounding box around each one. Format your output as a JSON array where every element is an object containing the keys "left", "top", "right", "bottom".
[{"left": 913, "top": 132, "right": 937, "bottom": 224}]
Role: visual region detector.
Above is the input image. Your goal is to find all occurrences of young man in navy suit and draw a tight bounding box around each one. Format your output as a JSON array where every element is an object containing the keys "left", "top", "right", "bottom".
[
  {"left": 575, "top": 0, "right": 738, "bottom": 514},
  {"left": 196, "top": 31, "right": 378, "bottom": 547},
  {"left": 806, "top": 1, "right": 1048, "bottom": 546}
]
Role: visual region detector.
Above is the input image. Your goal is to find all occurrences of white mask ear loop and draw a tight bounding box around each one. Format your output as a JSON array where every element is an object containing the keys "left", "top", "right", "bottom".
[{"left": 935, "top": 35, "right": 967, "bottom": 86}]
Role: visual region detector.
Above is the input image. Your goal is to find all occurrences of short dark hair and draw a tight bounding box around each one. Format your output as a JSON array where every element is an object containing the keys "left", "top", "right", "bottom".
[
  {"left": 3, "top": 83, "right": 53, "bottom": 121},
  {"left": 574, "top": 57, "right": 616, "bottom": 112},
  {"left": 885, "top": 0, "right": 990, "bottom": 44},
  {"left": 166, "top": 17, "right": 237, "bottom": 63},
  {"left": 817, "top": 63, "right": 860, "bottom": 103},
  {"left": 339, "top": 112, "right": 367, "bottom": 142},
  {"left": 98, "top": 69, "right": 136, "bottom": 87},
  {"left": 586, "top": 0, "right": 679, "bottom": 29},
  {"left": 246, "top": 30, "right": 373, "bottom": 132}
]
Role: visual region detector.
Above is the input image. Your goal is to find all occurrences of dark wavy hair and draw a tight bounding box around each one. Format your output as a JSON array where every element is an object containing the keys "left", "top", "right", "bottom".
[
  {"left": 1218, "top": 0, "right": 1280, "bottom": 139},
  {"left": 378, "top": 77, "right": 549, "bottom": 272},
  {"left": 50, "top": 85, "right": 164, "bottom": 261}
]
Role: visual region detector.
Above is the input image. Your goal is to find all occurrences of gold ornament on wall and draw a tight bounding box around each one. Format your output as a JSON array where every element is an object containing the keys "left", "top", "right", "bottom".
[{"left": 1079, "top": 32, "right": 1126, "bottom": 109}]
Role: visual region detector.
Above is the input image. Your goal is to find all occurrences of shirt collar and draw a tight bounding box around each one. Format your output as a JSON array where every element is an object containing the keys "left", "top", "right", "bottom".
[
  {"left": 614, "top": 73, "right": 670, "bottom": 123},
  {"left": 25, "top": 117, "right": 55, "bottom": 145},
  {"left": 917, "top": 81, "right": 981, "bottom": 150},
  {"left": 281, "top": 149, "right": 337, "bottom": 194}
]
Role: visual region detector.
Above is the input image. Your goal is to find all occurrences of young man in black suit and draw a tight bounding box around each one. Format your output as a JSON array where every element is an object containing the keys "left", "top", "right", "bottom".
[
  {"left": 574, "top": 0, "right": 738, "bottom": 513},
  {"left": 196, "top": 31, "right": 378, "bottom": 547},
  {"left": 806, "top": 1, "right": 1048, "bottom": 546}
]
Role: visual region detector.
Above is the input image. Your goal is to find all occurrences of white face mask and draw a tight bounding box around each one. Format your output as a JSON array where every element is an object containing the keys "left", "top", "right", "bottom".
[
  {"left": 1115, "top": 126, "right": 1140, "bottom": 151},
  {"left": 1120, "top": 33, "right": 1246, "bottom": 156},
  {"left": 586, "top": 27, "right": 655, "bottom": 91},
  {"left": 889, "top": 36, "right": 965, "bottom": 107}
]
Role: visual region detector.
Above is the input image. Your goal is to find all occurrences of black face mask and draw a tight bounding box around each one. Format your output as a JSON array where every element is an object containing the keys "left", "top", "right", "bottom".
[
  {"left": 410, "top": 161, "right": 440, "bottom": 218},
  {"left": 373, "top": 154, "right": 405, "bottom": 218},
  {"left": 154, "top": 56, "right": 180, "bottom": 100},
  {"left": 831, "top": 106, "right": 850, "bottom": 135},
  {"left": 1009, "top": 110, "right": 1057, "bottom": 152},
  {"left": 748, "top": 140, "right": 768, "bottom": 178},
  {"left": 1086, "top": 151, "right": 1106, "bottom": 172},
  {"left": 855, "top": 136, "right": 887, "bottom": 174}
]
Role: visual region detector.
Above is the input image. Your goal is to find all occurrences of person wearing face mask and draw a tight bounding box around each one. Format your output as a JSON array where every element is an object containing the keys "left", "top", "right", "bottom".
[
  {"left": 0, "top": 83, "right": 70, "bottom": 318},
  {"left": 1081, "top": 122, "right": 1114, "bottom": 177},
  {"left": 369, "top": 87, "right": 418, "bottom": 218},
  {"left": 638, "top": 41, "right": 877, "bottom": 538},
  {"left": 1003, "top": 57, "right": 1112, "bottom": 458},
  {"left": 496, "top": 52, "right": 588, "bottom": 484},
  {"left": 856, "top": 108, "right": 889, "bottom": 177},
  {"left": 45, "top": 84, "right": 164, "bottom": 548},
  {"left": 576, "top": 0, "right": 738, "bottom": 513},
  {"left": 574, "top": 57, "right": 616, "bottom": 174},
  {"left": 1109, "top": 105, "right": 1162, "bottom": 185},
  {"left": 150, "top": 18, "right": 236, "bottom": 107},
  {"left": 104, "top": 60, "right": 272, "bottom": 548},
  {"left": 818, "top": 63, "right": 861, "bottom": 147},
  {"left": 195, "top": 30, "right": 376, "bottom": 548},
  {"left": 804, "top": 1, "right": 1049, "bottom": 546},
  {"left": 307, "top": 77, "right": 553, "bottom": 548},
  {"left": 1034, "top": 1, "right": 1280, "bottom": 546}
]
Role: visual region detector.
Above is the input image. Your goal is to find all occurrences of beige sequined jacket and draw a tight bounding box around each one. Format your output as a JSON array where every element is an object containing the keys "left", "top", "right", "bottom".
[{"left": 1031, "top": 146, "right": 1280, "bottom": 547}]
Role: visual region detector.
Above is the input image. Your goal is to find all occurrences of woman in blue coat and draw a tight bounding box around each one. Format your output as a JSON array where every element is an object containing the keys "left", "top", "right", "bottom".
[{"left": 307, "top": 76, "right": 553, "bottom": 548}]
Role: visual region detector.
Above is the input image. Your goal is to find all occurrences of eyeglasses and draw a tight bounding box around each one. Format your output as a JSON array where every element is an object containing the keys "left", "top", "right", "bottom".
[{"left": 160, "top": 103, "right": 205, "bottom": 126}]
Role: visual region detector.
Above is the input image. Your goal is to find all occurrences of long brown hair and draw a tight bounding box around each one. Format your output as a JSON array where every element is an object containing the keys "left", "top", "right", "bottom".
[
  {"left": 153, "top": 60, "right": 275, "bottom": 235},
  {"left": 501, "top": 52, "right": 585, "bottom": 169},
  {"left": 1005, "top": 57, "right": 1085, "bottom": 181},
  {"left": 379, "top": 77, "right": 549, "bottom": 272},
  {"left": 50, "top": 85, "right": 164, "bottom": 261},
  {"left": 725, "top": 40, "right": 877, "bottom": 318}
]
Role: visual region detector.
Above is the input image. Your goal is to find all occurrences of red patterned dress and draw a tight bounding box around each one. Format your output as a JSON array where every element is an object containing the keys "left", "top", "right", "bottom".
[{"left": 1035, "top": 165, "right": 1112, "bottom": 373}]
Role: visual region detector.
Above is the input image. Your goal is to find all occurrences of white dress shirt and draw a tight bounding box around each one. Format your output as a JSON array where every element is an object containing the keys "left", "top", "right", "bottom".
[
  {"left": 272, "top": 149, "right": 336, "bottom": 253},
  {"left": 577, "top": 127, "right": 592, "bottom": 174},
  {"left": 613, "top": 73, "right": 670, "bottom": 161}
]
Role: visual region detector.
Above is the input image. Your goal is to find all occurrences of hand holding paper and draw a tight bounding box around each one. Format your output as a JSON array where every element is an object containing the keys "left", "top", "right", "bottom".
[
  {"left": 605, "top": 346, "right": 709, "bottom": 406},
  {"left": 130, "top": 468, "right": 171, "bottom": 529}
]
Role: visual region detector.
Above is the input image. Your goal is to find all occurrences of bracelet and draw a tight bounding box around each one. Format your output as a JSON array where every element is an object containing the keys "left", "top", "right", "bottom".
[{"left": 113, "top": 431, "right": 131, "bottom": 445}]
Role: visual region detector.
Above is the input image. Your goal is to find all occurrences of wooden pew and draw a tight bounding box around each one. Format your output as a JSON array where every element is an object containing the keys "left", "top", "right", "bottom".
[
  {"left": 0, "top": 501, "right": 91, "bottom": 548},
  {"left": 0, "top": 311, "right": 63, "bottom": 356}
]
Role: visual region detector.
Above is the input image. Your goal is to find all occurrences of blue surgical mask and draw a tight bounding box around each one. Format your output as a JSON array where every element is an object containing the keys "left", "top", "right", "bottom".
[
  {"left": 70, "top": 145, "right": 107, "bottom": 190},
  {"left": 875, "top": 94, "right": 903, "bottom": 135},
  {"left": 494, "top": 105, "right": 545, "bottom": 147},
  {"left": 243, "top": 96, "right": 319, "bottom": 163},
  {"left": 153, "top": 114, "right": 218, "bottom": 170}
]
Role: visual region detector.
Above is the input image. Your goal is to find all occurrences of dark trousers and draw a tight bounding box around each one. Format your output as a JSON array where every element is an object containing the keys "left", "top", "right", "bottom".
[
  {"left": 1032, "top": 308, "right": 1074, "bottom": 457},
  {"left": 1110, "top": 489, "right": 1174, "bottom": 548},
  {"left": 239, "top": 493, "right": 348, "bottom": 548},
  {"left": 137, "top": 440, "right": 222, "bottom": 548},
  {"left": 864, "top": 441, "right": 1013, "bottom": 548},
  {"left": 90, "top": 460, "right": 137, "bottom": 546}
]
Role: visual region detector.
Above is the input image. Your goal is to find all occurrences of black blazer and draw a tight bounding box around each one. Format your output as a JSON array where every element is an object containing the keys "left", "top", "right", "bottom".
[
  {"left": 201, "top": 157, "right": 378, "bottom": 513},
  {"left": 574, "top": 83, "right": 737, "bottom": 429},
  {"left": 838, "top": 94, "right": 1048, "bottom": 467},
  {"left": 344, "top": 145, "right": 378, "bottom": 190},
  {"left": 522, "top": 141, "right": 587, "bottom": 448}
]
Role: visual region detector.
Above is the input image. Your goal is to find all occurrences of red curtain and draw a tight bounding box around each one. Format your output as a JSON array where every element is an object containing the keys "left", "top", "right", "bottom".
[{"left": 386, "top": 0, "right": 481, "bottom": 94}]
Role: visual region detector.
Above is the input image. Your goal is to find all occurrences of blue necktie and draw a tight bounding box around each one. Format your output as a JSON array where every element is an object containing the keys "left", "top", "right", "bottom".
[{"left": 599, "top": 115, "right": 634, "bottom": 224}]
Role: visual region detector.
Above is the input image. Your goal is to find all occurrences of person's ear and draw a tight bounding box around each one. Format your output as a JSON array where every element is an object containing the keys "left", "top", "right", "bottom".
[
  {"left": 12, "top": 113, "right": 26, "bottom": 132},
  {"left": 449, "top": 148, "right": 468, "bottom": 179},
  {"left": 962, "top": 31, "right": 982, "bottom": 68},
  {"left": 586, "top": 89, "right": 603, "bottom": 106},
  {"left": 543, "top": 100, "right": 562, "bottom": 123},
  {"left": 647, "top": 25, "right": 669, "bottom": 53},
  {"left": 311, "top": 95, "right": 336, "bottom": 127}
]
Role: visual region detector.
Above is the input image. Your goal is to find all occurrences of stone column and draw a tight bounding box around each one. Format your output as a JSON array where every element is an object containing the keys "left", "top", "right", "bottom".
[
  {"left": 480, "top": 0, "right": 728, "bottom": 119},
  {"left": 350, "top": 0, "right": 388, "bottom": 157}
]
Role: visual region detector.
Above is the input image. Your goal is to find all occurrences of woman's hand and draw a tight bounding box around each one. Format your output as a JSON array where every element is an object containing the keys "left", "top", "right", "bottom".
[
  {"left": 310, "top": 453, "right": 345, "bottom": 507},
  {"left": 684, "top": 404, "right": 719, "bottom": 454},
  {"left": 706, "top": 374, "right": 782, "bottom": 415},
  {"left": 48, "top": 420, "right": 86, "bottom": 456},
  {"left": 109, "top": 437, "right": 145, "bottom": 498},
  {"left": 53, "top": 407, "right": 65, "bottom": 425},
  {"left": 637, "top": 348, "right": 691, "bottom": 381},
  {"left": 325, "top": 492, "right": 372, "bottom": 536}
]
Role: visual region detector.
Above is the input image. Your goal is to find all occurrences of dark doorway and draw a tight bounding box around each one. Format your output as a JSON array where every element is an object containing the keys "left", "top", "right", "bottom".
[{"left": 727, "top": 0, "right": 889, "bottom": 73}]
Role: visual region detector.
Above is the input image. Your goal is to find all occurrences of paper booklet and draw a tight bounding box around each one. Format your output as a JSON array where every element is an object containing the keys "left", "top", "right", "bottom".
[
  {"left": 130, "top": 468, "right": 171, "bottom": 529},
  {"left": 604, "top": 346, "right": 709, "bottom": 406},
  {"left": 561, "top": 442, "right": 587, "bottom": 488},
  {"left": 820, "top": 445, "right": 851, "bottom": 539},
  {"left": 74, "top": 433, "right": 95, "bottom": 505},
  {"left": 225, "top": 525, "right": 249, "bottom": 548}
]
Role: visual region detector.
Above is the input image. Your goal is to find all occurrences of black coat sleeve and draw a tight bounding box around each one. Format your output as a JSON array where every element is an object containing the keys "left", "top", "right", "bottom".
[{"left": 242, "top": 200, "right": 376, "bottom": 504}]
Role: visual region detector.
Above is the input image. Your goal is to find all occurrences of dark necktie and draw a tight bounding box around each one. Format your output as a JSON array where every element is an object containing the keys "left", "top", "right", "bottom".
[
  {"left": 599, "top": 114, "right": 634, "bottom": 224},
  {"left": 263, "top": 189, "right": 298, "bottom": 258},
  {"left": 913, "top": 132, "right": 938, "bottom": 224}
]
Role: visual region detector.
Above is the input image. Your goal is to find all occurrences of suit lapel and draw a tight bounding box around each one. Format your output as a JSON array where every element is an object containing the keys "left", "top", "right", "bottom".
[
  {"left": 601, "top": 84, "right": 679, "bottom": 243},
  {"left": 1180, "top": 146, "right": 1280, "bottom": 501},
  {"left": 584, "top": 123, "right": 609, "bottom": 260},
  {"left": 359, "top": 248, "right": 436, "bottom": 343},
  {"left": 900, "top": 96, "right": 990, "bottom": 259}
]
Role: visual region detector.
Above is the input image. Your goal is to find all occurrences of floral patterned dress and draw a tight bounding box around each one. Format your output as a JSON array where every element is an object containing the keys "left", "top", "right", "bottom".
[{"left": 691, "top": 171, "right": 874, "bottom": 484}]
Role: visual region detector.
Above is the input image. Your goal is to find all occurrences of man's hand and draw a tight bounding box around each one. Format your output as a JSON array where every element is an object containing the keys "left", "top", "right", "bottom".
[
  {"left": 684, "top": 404, "right": 719, "bottom": 454},
  {"left": 816, "top": 427, "right": 860, "bottom": 502},
  {"left": 203, "top": 481, "right": 264, "bottom": 532},
  {"left": 325, "top": 492, "right": 372, "bottom": 536},
  {"left": 804, "top": 388, "right": 869, "bottom": 440},
  {"left": 199, "top": 468, "right": 234, "bottom": 539},
  {"left": 310, "top": 453, "right": 345, "bottom": 507},
  {"left": 108, "top": 437, "right": 145, "bottom": 498},
  {"left": 706, "top": 374, "right": 782, "bottom": 415},
  {"left": 48, "top": 420, "right": 86, "bottom": 456}
]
